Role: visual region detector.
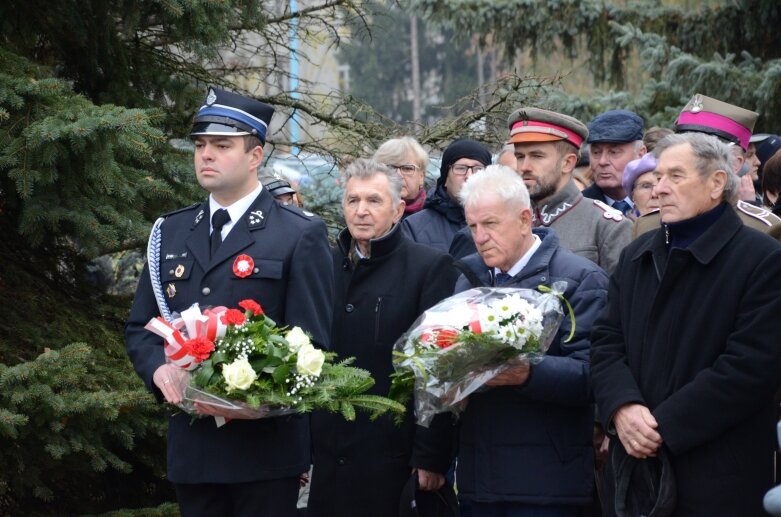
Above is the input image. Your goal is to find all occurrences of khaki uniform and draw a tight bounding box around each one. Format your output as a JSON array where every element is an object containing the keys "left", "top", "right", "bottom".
[
  {"left": 533, "top": 179, "right": 633, "bottom": 274},
  {"left": 633, "top": 201, "right": 781, "bottom": 242}
]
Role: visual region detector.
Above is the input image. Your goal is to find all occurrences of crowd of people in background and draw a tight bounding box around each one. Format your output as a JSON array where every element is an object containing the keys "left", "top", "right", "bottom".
[{"left": 126, "top": 87, "right": 781, "bottom": 517}]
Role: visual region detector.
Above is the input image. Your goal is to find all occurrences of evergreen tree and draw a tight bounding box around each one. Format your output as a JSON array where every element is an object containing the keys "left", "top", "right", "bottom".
[{"left": 412, "top": 0, "right": 781, "bottom": 131}]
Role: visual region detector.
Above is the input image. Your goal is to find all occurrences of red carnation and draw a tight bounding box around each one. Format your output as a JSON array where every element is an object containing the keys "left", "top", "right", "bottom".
[
  {"left": 239, "top": 299, "right": 264, "bottom": 316},
  {"left": 221, "top": 308, "right": 246, "bottom": 326},
  {"left": 433, "top": 329, "right": 459, "bottom": 349},
  {"left": 421, "top": 328, "right": 459, "bottom": 349},
  {"left": 185, "top": 337, "right": 215, "bottom": 363}
]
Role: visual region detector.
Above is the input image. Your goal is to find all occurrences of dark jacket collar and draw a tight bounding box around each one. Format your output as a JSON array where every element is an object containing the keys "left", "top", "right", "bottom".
[
  {"left": 631, "top": 203, "right": 743, "bottom": 266},
  {"left": 337, "top": 220, "right": 403, "bottom": 262},
  {"left": 422, "top": 185, "right": 465, "bottom": 225},
  {"left": 462, "top": 227, "right": 559, "bottom": 285}
]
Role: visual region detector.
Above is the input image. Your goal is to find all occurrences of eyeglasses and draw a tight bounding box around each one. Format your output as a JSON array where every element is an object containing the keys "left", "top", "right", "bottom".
[
  {"left": 391, "top": 164, "right": 420, "bottom": 177},
  {"left": 634, "top": 182, "right": 657, "bottom": 192},
  {"left": 450, "top": 164, "right": 485, "bottom": 176}
]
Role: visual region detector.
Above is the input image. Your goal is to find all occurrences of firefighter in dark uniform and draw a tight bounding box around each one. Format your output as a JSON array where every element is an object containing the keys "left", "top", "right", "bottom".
[{"left": 125, "top": 87, "right": 334, "bottom": 517}]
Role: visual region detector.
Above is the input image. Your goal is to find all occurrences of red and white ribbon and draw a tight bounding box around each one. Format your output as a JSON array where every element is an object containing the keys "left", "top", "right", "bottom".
[{"left": 144, "top": 304, "right": 228, "bottom": 370}]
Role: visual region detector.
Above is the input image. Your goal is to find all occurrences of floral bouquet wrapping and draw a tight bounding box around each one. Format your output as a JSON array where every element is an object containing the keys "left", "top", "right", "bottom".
[
  {"left": 146, "top": 299, "right": 404, "bottom": 426},
  {"left": 389, "top": 285, "right": 570, "bottom": 427}
]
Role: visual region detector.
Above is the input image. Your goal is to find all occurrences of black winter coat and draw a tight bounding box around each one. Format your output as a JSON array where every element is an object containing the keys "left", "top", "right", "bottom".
[
  {"left": 308, "top": 224, "right": 458, "bottom": 517},
  {"left": 400, "top": 185, "right": 465, "bottom": 252},
  {"left": 453, "top": 228, "right": 608, "bottom": 505},
  {"left": 591, "top": 205, "right": 781, "bottom": 516}
]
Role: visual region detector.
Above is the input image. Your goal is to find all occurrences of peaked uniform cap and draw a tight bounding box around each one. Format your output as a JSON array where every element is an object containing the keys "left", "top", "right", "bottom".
[
  {"left": 259, "top": 170, "right": 296, "bottom": 196},
  {"left": 674, "top": 93, "right": 758, "bottom": 151},
  {"left": 191, "top": 87, "right": 275, "bottom": 144},
  {"left": 507, "top": 107, "right": 588, "bottom": 148}
]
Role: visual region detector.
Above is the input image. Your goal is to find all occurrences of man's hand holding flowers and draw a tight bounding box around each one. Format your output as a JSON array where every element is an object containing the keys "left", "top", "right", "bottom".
[
  {"left": 484, "top": 358, "right": 530, "bottom": 386},
  {"left": 153, "top": 363, "right": 190, "bottom": 405}
]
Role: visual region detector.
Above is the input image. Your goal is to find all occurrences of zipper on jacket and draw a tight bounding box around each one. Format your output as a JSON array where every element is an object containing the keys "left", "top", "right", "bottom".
[{"left": 374, "top": 296, "right": 382, "bottom": 344}]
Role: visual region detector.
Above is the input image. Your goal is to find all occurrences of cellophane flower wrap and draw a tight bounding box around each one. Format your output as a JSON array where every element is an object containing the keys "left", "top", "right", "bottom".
[
  {"left": 389, "top": 285, "right": 568, "bottom": 427},
  {"left": 146, "top": 300, "right": 404, "bottom": 426}
]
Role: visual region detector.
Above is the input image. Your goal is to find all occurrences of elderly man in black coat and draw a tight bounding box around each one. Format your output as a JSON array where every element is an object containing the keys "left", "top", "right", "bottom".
[
  {"left": 591, "top": 132, "right": 781, "bottom": 516},
  {"left": 307, "top": 159, "right": 458, "bottom": 517}
]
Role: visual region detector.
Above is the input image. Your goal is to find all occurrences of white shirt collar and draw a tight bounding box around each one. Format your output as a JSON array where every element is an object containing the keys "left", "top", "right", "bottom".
[
  {"left": 208, "top": 182, "right": 263, "bottom": 238},
  {"left": 494, "top": 234, "right": 542, "bottom": 279}
]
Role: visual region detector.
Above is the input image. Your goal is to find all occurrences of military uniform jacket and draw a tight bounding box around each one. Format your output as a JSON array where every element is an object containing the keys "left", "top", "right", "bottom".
[
  {"left": 532, "top": 179, "right": 631, "bottom": 274},
  {"left": 633, "top": 200, "right": 781, "bottom": 242},
  {"left": 125, "top": 188, "right": 334, "bottom": 484}
]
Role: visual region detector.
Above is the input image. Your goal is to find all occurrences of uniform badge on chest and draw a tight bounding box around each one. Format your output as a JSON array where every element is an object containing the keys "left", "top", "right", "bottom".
[
  {"left": 166, "top": 283, "right": 176, "bottom": 298},
  {"left": 233, "top": 254, "right": 255, "bottom": 278}
]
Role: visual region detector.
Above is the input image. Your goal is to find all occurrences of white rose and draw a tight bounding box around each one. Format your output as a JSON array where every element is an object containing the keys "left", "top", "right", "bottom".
[
  {"left": 296, "top": 343, "right": 325, "bottom": 377},
  {"left": 285, "top": 327, "right": 312, "bottom": 353},
  {"left": 222, "top": 358, "right": 258, "bottom": 391}
]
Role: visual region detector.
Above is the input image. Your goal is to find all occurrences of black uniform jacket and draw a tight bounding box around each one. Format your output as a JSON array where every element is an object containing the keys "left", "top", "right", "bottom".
[{"left": 125, "top": 188, "right": 334, "bottom": 484}]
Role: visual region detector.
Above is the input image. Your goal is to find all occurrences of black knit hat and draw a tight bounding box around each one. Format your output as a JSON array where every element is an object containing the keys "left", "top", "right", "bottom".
[{"left": 438, "top": 139, "right": 492, "bottom": 187}]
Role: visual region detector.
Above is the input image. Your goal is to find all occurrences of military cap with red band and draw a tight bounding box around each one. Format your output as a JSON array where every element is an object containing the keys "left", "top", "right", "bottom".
[
  {"left": 674, "top": 93, "right": 758, "bottom": 151},
  {"left": 507, "top": 107, "right": 588, "bottom": 149}
]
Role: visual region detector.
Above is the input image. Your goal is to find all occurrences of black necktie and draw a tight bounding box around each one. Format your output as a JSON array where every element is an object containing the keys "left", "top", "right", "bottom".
[
  {"left": 210, "top": 209, "right": 230, "bottom": 258},
  {"left": 495, "top": 272, "right": 512, "bottom": 286},
  {"left": 612, "top": 200, "right": 631, "bottom": 215}
]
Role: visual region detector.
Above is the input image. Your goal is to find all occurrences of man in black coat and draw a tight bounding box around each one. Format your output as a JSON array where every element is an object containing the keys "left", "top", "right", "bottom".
[
  {"left": 125, "top": 87, "right": 334, "bottom": 517},
  {"left": 308, "top": 159, "right": 458, "bottom": 517},
  {"left": 591, "top": 132, "right": 781, "bottom": 516},
  {"left": 583, "top": 110, "right": 646, "bottom": 215}
]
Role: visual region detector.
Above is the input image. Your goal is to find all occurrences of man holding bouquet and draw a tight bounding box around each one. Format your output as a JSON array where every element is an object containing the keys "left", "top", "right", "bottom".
[
  {"left": 125, "top": 87, "right": 333, "bottom": 516},
  {"left": 454, "top": 165, "right": 608, "bottom": 516}
]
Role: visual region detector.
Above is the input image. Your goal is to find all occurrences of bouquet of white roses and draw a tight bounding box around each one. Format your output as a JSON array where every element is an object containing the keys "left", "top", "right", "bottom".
[
  {"left": 389, "top": 285, "right": 570, "bottom": 427},
  {"left": 146, "top": 299, "right": 404, "bottom": 426}
]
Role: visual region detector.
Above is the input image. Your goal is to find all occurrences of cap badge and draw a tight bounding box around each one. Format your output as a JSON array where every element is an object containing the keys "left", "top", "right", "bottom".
[
  {"left": 206, "top": 88, "right": 217, "bottom": 106},
  {"left": 690, "top": 94, "right": 704, "bottom": 113},
  {"left": 174, "top": 264, "right": 185, "bottom": 278},
  {"left": 166, "top": 283, "right": 176, "bottom": 298},
  {"left": 194, "top": 209, "right": 205, "bottom": 225},
  {"left": 233, "top": 254, "right": 254, "bottom": 278}
]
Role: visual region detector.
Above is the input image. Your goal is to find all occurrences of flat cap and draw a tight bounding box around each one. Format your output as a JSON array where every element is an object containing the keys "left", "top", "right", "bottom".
[
  {"left": 191, "top": 86, "right": 274, "bottom": 144},
  {"left": 586, "top": 110, "right": 644, "bottom": 144},
  {"left": 507, "top": 107, "right": 588, "bottom": 149},
  {"left": 674, "top": 93, "right": 758, "bottom": 151}
]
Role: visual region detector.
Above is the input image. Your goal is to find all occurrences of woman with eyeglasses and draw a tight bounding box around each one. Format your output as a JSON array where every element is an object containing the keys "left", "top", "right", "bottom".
[
  {"left": 373, "top": 137, "right": 429, "bottom": 220},
  {"left": 400, "top": 138, "right": 492, "bottom": 252},
  {"left": 622, "top": 153, "right": 660, "bottom": 218}
]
